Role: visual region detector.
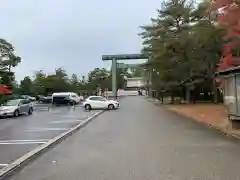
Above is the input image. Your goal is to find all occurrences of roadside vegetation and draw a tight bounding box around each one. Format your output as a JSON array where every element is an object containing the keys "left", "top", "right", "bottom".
[
  {"left": 0, "top": 63, "right": 140, "bottom": 103},
  {"left": 139, "top": 0, "right": 239, "bottom": 104}
]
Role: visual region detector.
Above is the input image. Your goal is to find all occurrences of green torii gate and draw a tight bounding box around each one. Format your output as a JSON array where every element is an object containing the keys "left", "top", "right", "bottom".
[{"left": 102, "top": 54, "right": 149, "bottom": 99}]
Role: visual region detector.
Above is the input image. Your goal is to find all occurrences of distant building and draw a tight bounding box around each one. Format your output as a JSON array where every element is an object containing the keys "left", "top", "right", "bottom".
[{"left": 125, "top": 77, "right": 146, "bottom": 89}]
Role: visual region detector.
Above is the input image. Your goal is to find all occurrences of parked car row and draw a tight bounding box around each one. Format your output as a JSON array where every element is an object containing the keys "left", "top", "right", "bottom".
[
  {"left": 26, "top": 92, "right": 84, "bottom": 105},
  {"left": 0, "top": 93, "right": 120, "bottom": 118}
]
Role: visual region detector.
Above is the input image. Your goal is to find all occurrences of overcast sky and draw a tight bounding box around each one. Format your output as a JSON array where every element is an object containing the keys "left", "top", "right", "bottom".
[{"left": 0, "top": 0, "right": 159, "bottom": 81}]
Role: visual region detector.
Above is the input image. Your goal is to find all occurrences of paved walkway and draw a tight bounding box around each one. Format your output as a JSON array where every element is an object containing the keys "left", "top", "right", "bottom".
[
  {"left": 165, "top": 104, "right": 228, "bottom": 129},
  {"left": 10, "top": 97, "right": 240, "bottom": 180}
]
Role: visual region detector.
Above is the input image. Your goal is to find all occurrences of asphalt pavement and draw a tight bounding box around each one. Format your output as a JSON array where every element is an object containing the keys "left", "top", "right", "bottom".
[
  {"left": 0, "top": 104, "right": 100, "bottom": 169},
  {"left": 7, "top": 96, "right": 240, "bottom": 180}
]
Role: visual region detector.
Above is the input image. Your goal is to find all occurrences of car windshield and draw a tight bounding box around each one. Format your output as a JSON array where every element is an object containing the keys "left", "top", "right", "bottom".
[{"left": 4, "top": 99, "right": 20, "bottom": 106}]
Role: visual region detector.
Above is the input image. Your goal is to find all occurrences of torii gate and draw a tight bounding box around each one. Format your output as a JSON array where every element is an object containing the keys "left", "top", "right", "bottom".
[{"left": 102, "top": 54, "right": 149, "bottom": 99}]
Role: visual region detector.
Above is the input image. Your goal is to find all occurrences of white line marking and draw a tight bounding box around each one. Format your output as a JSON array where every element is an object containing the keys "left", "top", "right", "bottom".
[
  {"left": 48, "top": 120, "right": 83, "bottom": 124},
  {"left": 0, "top": 142, "right": 46, "bottom": 145},
  {"left": 0, "top": 139, "right": 50, "bottom": 143},
  {"left": 25, "top": 128, "right": 68, "bottom": 132},
  {"left": 0, "top": 164, "right": 8, "bottom": 167}
]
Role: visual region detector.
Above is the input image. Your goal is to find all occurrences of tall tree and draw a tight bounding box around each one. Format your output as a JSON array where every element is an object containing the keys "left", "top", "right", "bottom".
[
  {"left": 0, "top": 39, "right": 21, "bottom": 72},
  {"left": 20, "top": 76, "right": 33, "bottom": 94},
  {"left": 216, "top": 0, "right": 240, "bottom": 69},
  {"left": 140, "top": 0, "right": 195, "bottom": 101},
  {"left": 32, "top": 70, "right": 46, "bottom": 95},
  {"left": 0, "top": 38, "right": 21, "bottom": 85},
  {"left": 140, "top": 0, "right": 226, "bottom": 103},
  {"left": 70, "top": 73, "right": 82, "bottom": 92},
  {"left": 80, "top": 76, "right": 86, "bottom": 84},
  {"left": 191, "top": 2, "right": 226, "bottom": 102},
  {"left": 87, "top": 68, "right": 111, "bottom": 90}
]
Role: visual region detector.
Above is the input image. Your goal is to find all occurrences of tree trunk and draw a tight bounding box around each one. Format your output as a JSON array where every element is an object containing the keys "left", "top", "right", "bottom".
[
  {"left": 186, "top": 87, "right": 191, "bottom": 104},
  {"left": 171, "top": 94, "right": 175, "bottom": 104},
  {"left": 209, "top": 62, "right": 218, "bottom": 104},
  {"left": 212, "top": 78, "right": 218, "bottom": 103},
  {"left": 192, "top": 90, "right": 196, "bottom": 104}
]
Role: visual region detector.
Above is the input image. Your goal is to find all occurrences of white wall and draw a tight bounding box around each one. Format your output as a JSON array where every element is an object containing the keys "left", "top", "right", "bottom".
[
  {"left": 106, "top": 90, "right": 138, "bottom": 96},
  {"left": 126, "top": 78, "right": 145, "bottom": 87}
]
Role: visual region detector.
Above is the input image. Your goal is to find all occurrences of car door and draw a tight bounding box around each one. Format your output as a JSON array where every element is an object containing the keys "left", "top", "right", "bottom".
[
  {"left": 95, "top": 97, "right": 108, "bottom": 109},
  {"left": 23, "top": 100, "right": 31, "bottom": 113},
  {"left": 88, "top": 97, "right": 100, "bottom": 108},
  {"left": 18, "top": 100, "right": 25, "bottom": 113},
  {"left": 18, "top": 100, "right": 29, "bottom": 113}
]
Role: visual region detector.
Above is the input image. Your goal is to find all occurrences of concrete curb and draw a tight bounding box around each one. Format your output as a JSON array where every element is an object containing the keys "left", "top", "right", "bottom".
[
  {"left": 0, "top": 110, "right": 104, "bottom": 180},
  {"left": 145, "top": 97, "right": 240, "bottom": 142}
]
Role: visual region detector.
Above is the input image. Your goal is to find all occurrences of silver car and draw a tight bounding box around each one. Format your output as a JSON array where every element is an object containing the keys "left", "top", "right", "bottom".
[
  {"left": 0, "top": 99, "right": 34, "bottom": 117},
  {"left": 21, "top": 95, "right": 36, "bottom": 101}
]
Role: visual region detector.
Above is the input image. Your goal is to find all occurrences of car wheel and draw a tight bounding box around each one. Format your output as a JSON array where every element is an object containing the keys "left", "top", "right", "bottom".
[
  {"left": 14, "top": 110, "right": 19, "bottom": 117},
  {"left": 28, "top": 107, "right": 33, "bottom": 115},
  {"left": 108, "top": 104, "right": 115, "bottom": 110},
  {"left": 68, "top": 101, "right": 75, "bottom": 106},
  {"left": 72, "top": 101, "right": 77, "bottom": 105},
  {"left": 85, "top": 104, "right": 91, "bottom": 111}
]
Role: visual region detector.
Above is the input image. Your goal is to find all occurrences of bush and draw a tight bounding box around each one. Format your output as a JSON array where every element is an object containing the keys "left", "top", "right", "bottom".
[{"left": 0, "top": 94, "right": 22, "bottom": 104}]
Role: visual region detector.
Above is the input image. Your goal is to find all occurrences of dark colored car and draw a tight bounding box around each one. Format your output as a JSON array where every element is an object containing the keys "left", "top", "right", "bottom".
[
  {"left": 52, "top": 95, "right": 75, "bottom": 106},
  {"left": 38, "top": 95, "right": 52, "bottom": 104}
]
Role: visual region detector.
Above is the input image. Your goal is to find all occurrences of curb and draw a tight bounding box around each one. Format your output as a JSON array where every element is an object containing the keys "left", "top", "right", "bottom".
[
  {"left": 145, "top": 97, "right": 240, "bottom": 142},
  {"left": 0, "top": 110, "right": 104, "bottom": 180}
]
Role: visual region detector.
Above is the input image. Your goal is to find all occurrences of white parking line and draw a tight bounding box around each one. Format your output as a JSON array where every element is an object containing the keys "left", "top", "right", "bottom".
[
  {"left": 48, "top": 120, "right": 83, "bottom": 124},
  {"left": 0, "top": 139, "right": 50, "bottom": 143},
  {"left": 0, "top": 142, "right": 46, "bottom": 145},
  {"left": 0, "top": 164, "right": 8, "bottom": 167},
  {"left": 25, "top": 128, "right": 68, "bottom": 132}
]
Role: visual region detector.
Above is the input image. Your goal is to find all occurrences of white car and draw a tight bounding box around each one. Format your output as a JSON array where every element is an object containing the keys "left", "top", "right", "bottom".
[{"left": 83, "top": 96, "right": 119, "bottom": 110}]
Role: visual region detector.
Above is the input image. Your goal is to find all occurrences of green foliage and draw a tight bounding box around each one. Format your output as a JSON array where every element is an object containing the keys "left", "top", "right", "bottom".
[
  {"left": 139, "top": 0, "right": 226, "bottom": 97},
  {"left": 86, "top": 68, "right": 111, "bottom": 90},
  {"left": 0, "top": 38, "right": 21, "bottom": 72},
  {"left": 30, "top": 68, "right": 72, "bottom": 95},
  {"left": 0, "top": 38, "right": 21, "bottom": 90},
  {"left": 20, "top": 76, "right": 33, "bottom": 94},
  {"left": 16, "top": 66, "right": 133, "bottom": 95}
]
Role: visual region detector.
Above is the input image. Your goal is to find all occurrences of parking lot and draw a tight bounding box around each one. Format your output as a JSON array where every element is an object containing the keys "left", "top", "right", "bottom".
[{"left": 0, "top": 103, "right": 101, "bottom": 169}]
